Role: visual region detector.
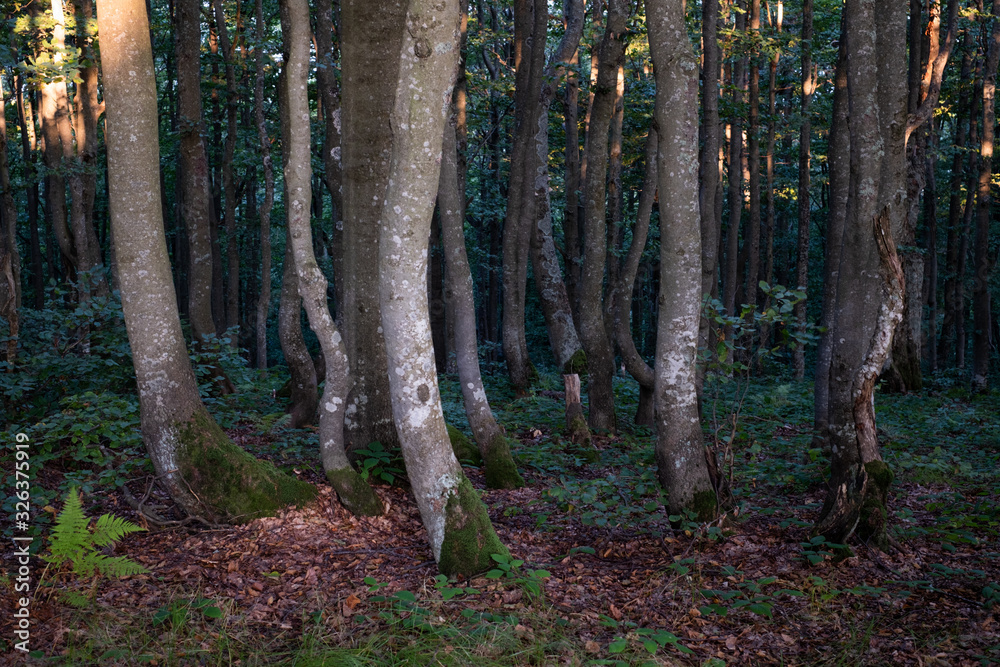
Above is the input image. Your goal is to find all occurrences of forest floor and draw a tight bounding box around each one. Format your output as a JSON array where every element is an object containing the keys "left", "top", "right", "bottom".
[{"left": 3, "top": 371, "right": 999, "bottom": 666}]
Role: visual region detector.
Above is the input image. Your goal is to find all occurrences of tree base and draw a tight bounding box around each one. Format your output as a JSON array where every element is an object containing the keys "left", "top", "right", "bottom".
[
  {"left": 565, "top": 405, "right": 599, "bottom": 463},
  {"left": 815, "top": 460, "right": 893, "bottom": 550},
  {"left": 177, "top": 410, "right": 317, "bottom": 522},
  {"left": 326, "top": 466, "right": 384, "bottom": 517},
  {"left": 483, "top": 433, "right": 525, "bottom": 489},
  {"left": 438, "top": 476, "right": 510, "bottom": 578},
  {"left": 447, "top": 424, "right": 483, "bottom": 466}
]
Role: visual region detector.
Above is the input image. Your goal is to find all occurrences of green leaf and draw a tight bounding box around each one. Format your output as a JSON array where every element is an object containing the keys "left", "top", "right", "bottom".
[{"left": 609, "top": 639, "right": 628, "bottom": 654}]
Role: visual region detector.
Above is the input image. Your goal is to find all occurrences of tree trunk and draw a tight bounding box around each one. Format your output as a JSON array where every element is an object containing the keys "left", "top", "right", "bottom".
[
  {"left": 279, "top": 0, "right": 382, "bottom": 516},
  {"left": 440, "top": 121, "right": 524, "bottom": 489},
  {"left": 341, "top": 0, "right": 407, "bottom": 452},
  {"left": 379, "top": 0, "right": 508, "bottom": 576},
  {"left": 697, "top": 0, "right": 721, "bottom": 395},
  {"left": 212, "top": 0, "right": 241, "bottom": 339},
  {"left": 813, "top": 19, "right": 849, "bottom": 449},
  {"left": 722, "top": 3, "right": 746, "bottom": 337},
  {"left": 175, "top": 0, "right": 222, "bottom": 347},
  {"left": 14, "top": 75, "right": 44, "bottom": 310},
  {"left": 579, "top": 0, "right": 627, "bottom": 432},
  {"left": 527, "top": 0, "right": 585, "bottom": 374},
  {"left": 646, "top": 0, "right": 717, "bottom": 521},
  {"left": 973, "top": 0, "right": 1000, "bottom": 392},
  {"left": 793, "top": 0, "right": 812, "bottom": 380},
  {"left": 613, "top": 127, "right": 657, "bottom": 427},
  {"left": 0, "top": 78, "right": 20, "bottom": 364},
  {"left": 501, "top": 0, "right": 547, "bottom": 393},
  {"left": 816, "top": 0, "right": 907, "bottom": 549},
  {"left": 98, "top": 0, "right": 315, "bottom": 522},
  {"left": 745, "top": 0, "right": 761, "bottom": 312},
  {"left": 254, "top": 0, "right": 274, "bottom": 370}
]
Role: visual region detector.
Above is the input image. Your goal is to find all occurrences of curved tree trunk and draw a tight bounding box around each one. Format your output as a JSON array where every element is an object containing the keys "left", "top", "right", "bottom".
[
  {"left": 98, "top": 0, "right": 315, "bottom": 522},
  {"left": 441, "top": 122, "right": 524, "bottom": 489},
  {"left": 278, "top": 234, "right": 319, "bottom": 428},
  {"left": 379, "top": 0, "right": 508, "bottom": 576},
  {"left": 646, "top": 0, "right": 717, "bottom": 521},
  {"left": 613, "top": 127, "right": 657, "bottom": 426},
  {"left": 279, "top": 0, "right": 382, "bottom": 516},
  {"left": 579, "top": 0, "right": 627, "bottom": 432}
]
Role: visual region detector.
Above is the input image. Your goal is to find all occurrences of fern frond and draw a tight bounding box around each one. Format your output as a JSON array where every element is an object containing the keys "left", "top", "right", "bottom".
[
  {"left": 44, "top": 487, "right": 91, "bottom": 567},
  {"left": 92, "top": 514, "right": 145, "bottom": 548},
  {"left": 91, "top": 554, "right": 149, "bottom": 578}
]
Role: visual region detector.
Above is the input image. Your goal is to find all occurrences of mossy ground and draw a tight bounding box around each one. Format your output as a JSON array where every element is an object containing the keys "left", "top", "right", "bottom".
[
  {"left": 326, "top": 467, "right": 383, "bottom": 517},
  {"left": 438, "top": 476, "right": 510, "bottom": 577},
  {"left": 177, "top": 410, "right": 316, "bottom": 522}
]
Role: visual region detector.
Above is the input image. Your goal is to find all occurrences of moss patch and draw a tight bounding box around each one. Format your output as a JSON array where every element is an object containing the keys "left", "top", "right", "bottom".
[
  {"left": 438, "top": 476, "right": 510, "bottom": 578},
  {"left": 564, "top": 405, "right": 598, "bottom": 463},
  {"left": 447, "top": 424, "right": 482, "bottom": 467},
  {"left": 858, "top": 460, "right": 894, "bottom": 551},
  {"left": 691, "top": 489, "right": 719, "bottom": 522},
  {"left": 176, "top": 409, "right": 317, "bottom": 523},
  {"left": 326, "top": 467, "right": 383, "bottom": 517},
  {"left": 483, "top": 433, "right": 525, "bottom": 489},
  {"left": 562, "top": 349, "right": 588, "bottom": 376}
]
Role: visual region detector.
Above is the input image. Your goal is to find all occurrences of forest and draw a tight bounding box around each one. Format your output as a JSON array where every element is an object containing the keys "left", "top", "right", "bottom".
[{"left": 0, "top": 0, "right": 999, "bottom": 663}]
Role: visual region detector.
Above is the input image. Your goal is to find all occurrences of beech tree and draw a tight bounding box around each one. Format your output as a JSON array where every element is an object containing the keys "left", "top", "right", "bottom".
[
  {"left": 379, "top": 0, "right": 508, "bottom": 576},
  {"left": 97, "top": 0, "right": 314, "bottom": 523},
  {"left": 646, "top": 0, "right": 718, "bottom": 520},
  {"left": 278, "top": 0, "right": 381, "bottom": 516}
]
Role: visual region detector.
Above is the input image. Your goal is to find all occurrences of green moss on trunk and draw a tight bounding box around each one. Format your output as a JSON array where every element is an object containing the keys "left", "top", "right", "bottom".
[
  {"left": 176, "top": 409, "right": 316, "bottom": 522},
  {"left": 562, "top": 349, "right": 588, "bottom": 376},
  {"left": 447, "top": 424, "right": 483, "bottom": 466},
  {"left": 326, "top": 467, "right": 384, "bottom": 517},
  {"left": 483, "top": 433, "right": 525, "bottom": 489},
  {"left": 438, "top": 476, "right": 510, "bottom": 578},
  {"left": 564, "top": 404, "right": 598, "bottom": 463},
  {"left": 691, "top": 489, "right": 719, "bottom": 522},
  {"left": 858, "top": 460, "right": 894, "bottom": 551}
]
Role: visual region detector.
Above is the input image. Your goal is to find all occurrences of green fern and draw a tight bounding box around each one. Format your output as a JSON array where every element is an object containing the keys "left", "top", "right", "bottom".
[{"left": 44, "top": 487, "right": 148, "bottom": 579}]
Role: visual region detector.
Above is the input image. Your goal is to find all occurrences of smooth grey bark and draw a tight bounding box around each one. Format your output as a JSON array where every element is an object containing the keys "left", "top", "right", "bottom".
[
  {"left": 646, "top": 0, "right": 717, "bottom": 521},
  {"left": 579, "top": 0, "right": 627, "bottom": 432},
  {"left": 341, "top": 0, "right": 407, "bottom": 452},
  {"left": 793, "top": 0, "right": 812, "bottom": 380},
  {"left": 254, "top": 0, "right": 274, "bottom": 369},
  {"left": 279, "top": 0, "right": 381, "bottom": 515},
  {"left": 278, "top": 236, "right": 318, "bottom": 428},
  {"left": 528, "top": 0, "right": 585, "bottom": 373},
  {"left": 379, "top": 0, "right": 508, "bottom": 576},
  {"left": 501, "top": 0, "right": 547, "bottom": 392},
  {"left": 98, "top": 0, "right": 314, "bottom": 522},
  {"left": 440, "top": 121, "right": 524, "bottom": 489}
]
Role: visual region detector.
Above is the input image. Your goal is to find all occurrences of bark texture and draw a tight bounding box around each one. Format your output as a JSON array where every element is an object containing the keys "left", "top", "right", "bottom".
[
  {"left": 341, "top": 0, "right": 407, "bottom": 453},
  {"left": 646, "top": 0, "right": 717, "bottom": 521},
  {"left": 379, "top": 0, "right": 507, "bottom": 576}
]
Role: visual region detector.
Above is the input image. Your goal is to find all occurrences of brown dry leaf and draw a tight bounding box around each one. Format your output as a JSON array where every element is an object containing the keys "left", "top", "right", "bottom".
[
  {"left": 584, "top": 640, "right": 601, "bottom": 654},
  {"left": 344, "top": 594, "right": 361, "bottom": 610}
]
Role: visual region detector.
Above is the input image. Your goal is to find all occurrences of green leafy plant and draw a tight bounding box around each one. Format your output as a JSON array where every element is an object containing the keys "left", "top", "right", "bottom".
[
  {"left": 152, "top": 597, "right": 224, "bottom": 628},
  {"left": 41, "top": 487, "right": 148, "bottom": 606},
  {"left": 354, "top": 442, "right": 404, "bottom": 484},
  {"left": 485, "top": 553, "right": 550, "bottom": 600}
]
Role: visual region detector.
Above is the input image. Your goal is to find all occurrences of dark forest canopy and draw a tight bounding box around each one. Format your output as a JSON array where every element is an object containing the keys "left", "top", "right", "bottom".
[{"left": 0, "top": 0, "right": 999, "bottom": 662}]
